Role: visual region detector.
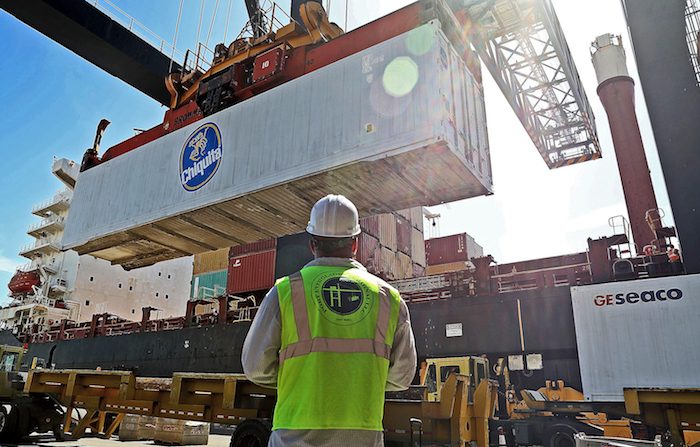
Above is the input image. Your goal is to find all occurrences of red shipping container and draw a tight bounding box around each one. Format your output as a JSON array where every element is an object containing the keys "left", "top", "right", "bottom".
[
  {"left": 229, "top": 238, "right": 277, "bottom": 258},
  {"left": 425, "top": 233, "right": 468, "bottom": 265},
  {"left": 360, "top": 215, "right": 380, "bottom": 238},
  {"left": 227, "top": 250, "right": 276, "bottom": 294},
  {"left": 396, "top": 215, "right": 412, "bottom": 255}
]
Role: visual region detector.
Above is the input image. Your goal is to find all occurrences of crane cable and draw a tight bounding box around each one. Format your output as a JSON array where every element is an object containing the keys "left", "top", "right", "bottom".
[
  {"left": 223, "top": 0, "right": 233, "bottom": 43},
  {"left": 205, "top": 0, "right": 221, "bottom": 49},
  {"left": 169, "top": 0, "right": 185, "bottom": 72},
  {"left": 195, "top": 0, "right": 205, "bottom": 48}
]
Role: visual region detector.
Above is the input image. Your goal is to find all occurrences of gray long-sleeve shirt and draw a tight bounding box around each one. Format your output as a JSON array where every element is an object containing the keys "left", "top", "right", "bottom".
[{"left": 241, "top": 257, "right": 417, "bottom": 447}]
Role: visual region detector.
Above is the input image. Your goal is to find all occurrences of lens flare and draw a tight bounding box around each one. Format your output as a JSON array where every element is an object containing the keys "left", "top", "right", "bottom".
[
  {"left": 382, "top": 57, "right": 420, "bottom": 98},
  {"left": 406, "top": 26, "right": 436, "bottom": 56}
]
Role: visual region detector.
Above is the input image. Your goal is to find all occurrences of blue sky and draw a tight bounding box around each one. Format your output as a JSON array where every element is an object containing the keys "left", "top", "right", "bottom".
[{"left": 0, "top": 0, "right": 674, "bottom": 300}]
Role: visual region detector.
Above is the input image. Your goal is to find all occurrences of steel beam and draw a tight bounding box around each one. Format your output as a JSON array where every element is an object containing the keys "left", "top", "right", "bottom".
[{"left": 0, "top": 0, "right": 181, "bottom": 106}]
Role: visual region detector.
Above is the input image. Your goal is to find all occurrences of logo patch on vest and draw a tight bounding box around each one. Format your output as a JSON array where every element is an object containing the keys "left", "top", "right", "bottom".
[{"left": 313, "top": 273, "right": 373, "bottom": 325}]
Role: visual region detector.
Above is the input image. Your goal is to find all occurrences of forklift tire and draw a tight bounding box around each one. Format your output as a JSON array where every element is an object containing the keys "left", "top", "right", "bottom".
[
  {"left": 544, "top": 425, "right": 577, "bottom": 447},
  {"left": 0, "top": 404, "right": 32, "bottom": 442},
  {"left": 0, "top": 406, "right": 10, "bottom": 438},
  {"left": 230, "top": 420, "right": 272, "bottom": 447}
]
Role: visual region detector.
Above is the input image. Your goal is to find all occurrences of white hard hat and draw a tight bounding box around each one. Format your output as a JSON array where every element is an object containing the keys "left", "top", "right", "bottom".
[{"left": 306, "top": 194, "right": 361, "bottom": 238}]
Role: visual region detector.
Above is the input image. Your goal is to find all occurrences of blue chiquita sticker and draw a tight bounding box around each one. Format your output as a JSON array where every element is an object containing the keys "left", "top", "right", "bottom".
[{"left": 180, "top": 123, "right": 223, "bottom": 191}]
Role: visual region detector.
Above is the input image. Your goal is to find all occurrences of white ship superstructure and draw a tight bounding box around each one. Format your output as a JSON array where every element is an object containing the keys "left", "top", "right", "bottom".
[{"left": 4, "top": 158, "right": 193, "bottom": 337}]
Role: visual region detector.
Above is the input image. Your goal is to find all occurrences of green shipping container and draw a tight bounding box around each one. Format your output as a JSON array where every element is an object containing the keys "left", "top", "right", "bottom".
[{"left": 191, "top": 270, "right": 228, "bottom": 299}]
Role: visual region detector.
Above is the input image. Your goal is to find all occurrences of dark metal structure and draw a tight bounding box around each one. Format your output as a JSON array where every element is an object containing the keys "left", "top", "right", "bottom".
[
  {"left": 23, "top": 287, "right": 581, "bottom": 391},
  {"left": 0, "top": 0, "right": 181, "bottom": 106},
  {"left": 622, "top": 0, "right": 700, "bottom": 274}
]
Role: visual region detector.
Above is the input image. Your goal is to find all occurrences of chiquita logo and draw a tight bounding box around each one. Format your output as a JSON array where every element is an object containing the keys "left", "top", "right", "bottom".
[{"left": 180, "top": 123, "right": 223, "bottom": 191}]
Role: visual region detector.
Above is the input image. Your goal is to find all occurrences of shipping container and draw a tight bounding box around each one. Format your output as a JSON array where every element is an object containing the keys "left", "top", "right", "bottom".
[
  {"left": 357, "top": 232, "right": 380, "bottom": 272},
  {"left": 412, "top": 263, "right": 426, "bottom": 278},
  {"left": 426, "top": 233, "right": 468, "bottom": 265},
  {"left": 397, "top": 252, "right": 413, "bottom": 280},
  {"left": 411, "top": 227, "right": 426, "bottom": 267},
  {"left": 191, "top": 270, "right": 228, "bottom": 299},
  {"left": 466, "top": 234, "right": 484, "bottom": 259},
  {"left": 360, "top": 215, "right": 380, "bottom": 238},
  {"left": 426, "top": 261, "right": 469, "bottom": 276},
  {"left": 571, "top": 275, "right": 700, "bottom": 402},
  {"left": 229, "top": 238, "right": 276, "bottom": 257},
  {"left": 193, "top": 248, "right": 229, "bottom": 275},
  {"left": 396, "top": 215, "right": 412, "bottom": 255},
  {"left": 62, "top": 22, "right": 492, "bottom": 269},
  {"left": 274, "top": 232, "right": 313, "bottom": 279},
  {"left": 379, "top": 214, "right": 398, "bottom": 252},
  {"left": 397, "top": 209, "right": 412, "bottom": 221},
  {"left": 379, "top": 247, "right": 400, "bottom": 281},
  {"left": 227, "top": 250, "right": 276, "bottom": 294},
  {"left": 410, "top": 207, "right": 424, "bottom": 231}
]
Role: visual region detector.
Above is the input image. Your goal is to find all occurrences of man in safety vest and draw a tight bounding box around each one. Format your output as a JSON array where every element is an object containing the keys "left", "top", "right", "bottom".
[{"left": 242, "top": 194, "right": 417, "bottom": 447}]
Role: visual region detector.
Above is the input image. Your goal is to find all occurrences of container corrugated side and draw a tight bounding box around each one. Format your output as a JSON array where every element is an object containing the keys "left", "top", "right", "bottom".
[
  {"left": 229, "top": 239, "right": 276, "bottom": 257},
  {"left": 411, "top": 227, "right": 426, "bottom": 267},
  {"left": 357, "top": 233, "right": 380, "bottom": 271},
  {"left": 396, "top": 216, "right": 412, "bottom": 255},
  {"left": 571, "top": 274, "right": 700, "bottom": 402},
  {"left": 426, "top": 233, "right": 468, "bottom": 265},
  {"left": 379, "top": 214, "right": 398, "bottom": 252},
  {"left": 193, "top": 248, "right": 229, "bottom": 275},
  {"left": 410, "top": 207, "right": 424, "bottom": 232},
  {"left": 360, "top": 215, "right": 380, "bottom": 238},
  {"left": 61, "top": 21, "right": 492, "bottom": 269},
  {"left": 228, "top": 250, "right": 276, "bottom": 294},
  {"left": 397, "top": 252, "right": 412, "bottom": 279},
  {"left": 379, "top": 247, "right": 400, "bottom": 281}
]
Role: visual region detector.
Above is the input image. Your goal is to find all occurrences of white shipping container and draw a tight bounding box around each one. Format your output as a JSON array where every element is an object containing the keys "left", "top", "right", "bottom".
[
  {"left": 571, "top": 274, "right": 700, "bottom": 402},
  {"left": 62, "top": 21, "right": 492, "bottom": 269}
]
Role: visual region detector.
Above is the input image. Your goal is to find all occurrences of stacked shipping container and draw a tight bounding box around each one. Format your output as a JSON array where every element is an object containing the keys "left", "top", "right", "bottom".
[
  {"left": 191, "top": 248, "right": 229, "bottom": 300},
  {"left": 189, "top": 207, "right": 427, "bottom": 298},
  {"left": 425, "top": 233, "right": 483, "bottom": 275}
]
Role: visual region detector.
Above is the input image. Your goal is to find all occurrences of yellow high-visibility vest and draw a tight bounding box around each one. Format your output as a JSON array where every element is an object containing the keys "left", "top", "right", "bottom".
[{"left": 274, "top": 265, "right": 401, "bottom": 430}]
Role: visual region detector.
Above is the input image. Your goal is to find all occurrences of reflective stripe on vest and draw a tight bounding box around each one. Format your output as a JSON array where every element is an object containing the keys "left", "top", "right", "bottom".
[{"left": 278, "top": 271, "right": 393, "bottom": 364}]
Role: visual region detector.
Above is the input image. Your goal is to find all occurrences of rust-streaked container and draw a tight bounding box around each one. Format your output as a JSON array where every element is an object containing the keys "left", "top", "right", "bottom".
[
  {"left": 411, "top": 227, "right": 426, "bottom": 267},
  {"left": 425, "top": 233, "right": 468, "bottom": 265},
  {"left": 193, "top": 248, "right": 229, "bottom": 275},
  {"left": 357, "top": 233, "right": 380, "bottom": 269},
  {"left": 396, "top": 216, "right": 412, "bottom": 256},
  {"left": 360, "top": 215, "right": 380, "bottom": 238},
  {"left": 229, "top": 238, "right": 276, "bottom": 257},
  {"left": 227, "top": 250, "right": 276, "bottom": 294},
  {"left": 378, "top": 214, "right": 397, "bottom": 251},
  {"left": 426, "top": 261, "right": 469, "bottom": 276}
]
